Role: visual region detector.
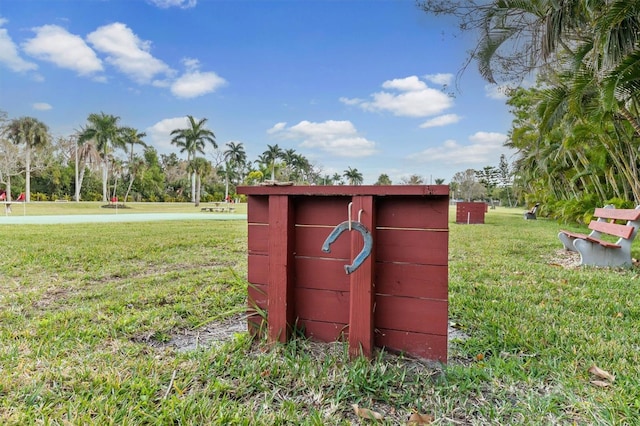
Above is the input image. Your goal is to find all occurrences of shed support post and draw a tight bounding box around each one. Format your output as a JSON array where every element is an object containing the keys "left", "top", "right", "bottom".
[
  {"left": 349, "top": 195, "right": 375, "bottom": 358},
  {"left": 268, "top": 195, "right": 295, "bottom": 344}
]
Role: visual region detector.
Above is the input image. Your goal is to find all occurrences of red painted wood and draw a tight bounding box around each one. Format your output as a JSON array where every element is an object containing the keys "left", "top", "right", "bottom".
[
  {"left": 247, "top": 283, "right": 268, "bottom": 337},
  {"left": 248, "top": 284, "right": 267, "bottom": 305},
  {"left": 375, "top": 330, "right": 447, "bottom": 361},
  {"left": 375, "top": 263, "right": 447, "bottom": 300},
  {"left": 584, "top": 236, "right": 621, "bottom": 248},
  {"left": 247, "top": 254, "right": 268, "bottom": 285},
  {"left": 268, "top": 195, "right": 295, "bottom": 343},
  {"left": 588, "top": 220, "right": 634, "bottom": 239},
  {"left": 248, "top": 224, "right": 269, "bottom": 254},
  {"left": 593, "top": 207, "right": 640, "bottom": 221},
  {"left": 297, "top": 319, "right": 348, "bottom": 342},
  {"left": 295, "top": 197, "right": 352, "bottom": 226},
  {"left": 238, "top": 185, "right": 450, "bottom": 362},
  {"left": 247, "top": 317, "right": 265, "bottom": 337},
  {"left": 294, "top": 257, "right": 350, "bottom": 291},
  {"left": 239, "top": 185, "right": 450, "bottom": 197},
  {"left": 559, "top": 230, "right": 589, "bottom": 240},
  {"left": 376, "top": 229, "right": 448, "bottom": 265},
  {"left": 456, "top": 202, "right": 486, "bottom": 224},
  {"left": 374, "top": 295, "right": 448, "bottom": 335},
  {"left": 348, "top": 195, "right": 375, "bottom": 358},
  {"left": 295, "top": 225, "right": 352, "bottom": 259},
  {"left": 247, "top": 195, "right": 269, "bottom": 223},
  {"left": 294, "top": 287, "right": 350, "bottom": 324},
  {"left": 376, "top": 197, "right": 449, "bottom": 229}
]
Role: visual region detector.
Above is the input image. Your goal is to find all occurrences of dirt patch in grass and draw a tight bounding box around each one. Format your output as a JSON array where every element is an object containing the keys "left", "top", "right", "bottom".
[
  {"left": 548, "top": 249, "right": 581, "bottom": 269},
  {"left": 547, "top": 248, "right": 640, "bottom": 269},
  {"left": 131, "top": 314, "right": 248, "bottom": 351},
  {"left": 169, "top": 315, "right": 248, "bottom": 352},
  {"left": 146, "top": 315, "right": 470, "bottom": 363}
]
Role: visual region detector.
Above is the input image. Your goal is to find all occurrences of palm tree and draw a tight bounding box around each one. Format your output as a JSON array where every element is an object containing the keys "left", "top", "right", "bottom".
[
  {"left": 189, "top": 157, "right": 212, "bottom": 206},
  {"left": 332, "top": 172, "right": 343, "bottom": 185},
  {"left": 343, "top": 167, "right": 363, "bottom": 185},
  {"left": 123, "top": 155, "right": 145, "bottom": 204},
  {"left": 77, "top": 113, "right": 124, "bottom": 202},
  {"left": 6, "top": 116, "right": 50, "bottom": 202},
  {"left": 120, "top": 127, "right": 147, "bottom": 205},
  {"left": 0, "top": 137, "right": 22, "bottom": 202},
  {"left": 170, "top": 116, "right": 216, "bottom": 203},
  {"left": 121, "top": 127, "right": 147, "bottom": 165},
  {"left": 223, "top": 141, "right": 246, "bottom": 200},
  {"left": 280, "top": 148, "right": 298, "bottom": 181},
  {"left": 109, "top": 157, "right": 124, "bottom": 200},
  {"left": 262, "top": 144, "right": 283, "bottom": 181},
  {"left": 74, "top": 139, "right": 101, "bottom": 201}
]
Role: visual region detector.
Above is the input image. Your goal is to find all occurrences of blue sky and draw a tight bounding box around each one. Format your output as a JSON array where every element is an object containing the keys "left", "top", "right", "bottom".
[{"left": 0, "top": 0, "right": 515, "bottom": 184}]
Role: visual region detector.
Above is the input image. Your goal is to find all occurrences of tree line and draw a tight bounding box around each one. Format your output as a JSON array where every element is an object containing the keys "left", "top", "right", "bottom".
[
  {"left": 0, "top": 111, "right": 428, "bottom": 205},
  {"left": 420, "top": 0, "right": 640, "bottom": 221}
]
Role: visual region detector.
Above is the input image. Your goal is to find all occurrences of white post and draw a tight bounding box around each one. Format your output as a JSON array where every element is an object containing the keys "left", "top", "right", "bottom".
[
  {"left": 75, "top": 138, "right": 79, "bottom": 202},
  {"left": 467, "top": 211, "right": 470, "bottom": 224}
]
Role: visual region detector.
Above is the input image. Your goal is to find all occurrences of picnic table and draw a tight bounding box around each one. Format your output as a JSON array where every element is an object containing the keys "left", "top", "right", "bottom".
[{"left": 201, "top": 202, "right": 236, "bottom": 213}]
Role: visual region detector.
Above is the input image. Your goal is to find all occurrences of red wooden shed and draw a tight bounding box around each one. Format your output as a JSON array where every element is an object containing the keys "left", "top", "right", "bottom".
[
  {"left": 456, "top": 201, "right": 488, "bottom": 224},
  {"left": 237, "top": 185, "right": 449, "bottom": 362}
]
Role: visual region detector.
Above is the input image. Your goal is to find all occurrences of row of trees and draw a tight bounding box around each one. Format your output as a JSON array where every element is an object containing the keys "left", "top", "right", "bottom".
[
  {"left": 1, "top": 111, "right": 419, "bottom": 204},
  {"left": 450, "top": 154, "right": 514, "bottom": 207},
  {"left": 420, "top": 0, "right": 640, "bottom": 220}
]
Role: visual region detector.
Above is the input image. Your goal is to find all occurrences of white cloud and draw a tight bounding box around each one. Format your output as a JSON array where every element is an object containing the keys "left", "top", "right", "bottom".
[
  {"left": 0, "top": 23, "right": 38, "bottom": 72},
  {"left": 267, "top": 122, "right": 287, "bottom": 134},
  {"left": 468, "top": 131, "right": 507, "bottom": 144},
  {"left": 33, "top": 102, "right": 52, "bottom": 111},
  {"left": 269, "top": 120, "right": 377, "bottom": 157},
  {"left": 419, "top": 113, "right": 461, "bottom": 128},
  {"left": 407, "top": 131, "right": 508, "bottom": 165},
  {"left": 381, "top": 76, "right": 427, "bottom": 92},
  {"left": 170, "top": 58, "right": 227, "bottom": 98},
  {"left": 148, "top": 0, "right": 197, "bottom": 8},
  {"left": 425, "top": 73, "right": 453, "bottom": 86},
  {"left": 22, "top": 25, "right": 102, "bottom": 75},
  {"left": 146, "top": 116, "right": 192, "bottom": 153},
  {"left": 351, "top": 75, "right": 453, "bottom": 118},
  {"left": 339, "top": 96, "right": 362, "bottom": 106},
  {"left": 87, "top": 22, "right": 172, "bottom": 84}
]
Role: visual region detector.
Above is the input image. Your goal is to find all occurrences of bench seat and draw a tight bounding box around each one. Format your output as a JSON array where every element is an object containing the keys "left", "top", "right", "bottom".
[{"left": 558, "top": 205, "right": 640, "bottom": 267}]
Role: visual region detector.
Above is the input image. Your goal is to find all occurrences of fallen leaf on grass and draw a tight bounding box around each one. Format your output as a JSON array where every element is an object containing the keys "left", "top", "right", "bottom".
[
  {"left": 590, "top": 380, "right": 611, "bottom": 388},
  {"left": 588, "top": 365, "right": 615, "bottom": 382},
  {"left": 352, "top": 404, "right": 384, "bottom": 420},
  {"left": 407, "top": 412, "right": 434, "bottom": 424}
]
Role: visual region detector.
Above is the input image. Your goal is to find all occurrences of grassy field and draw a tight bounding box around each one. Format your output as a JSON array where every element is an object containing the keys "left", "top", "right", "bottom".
[
  {"left": 0, "top": 201, "right": 247, "bottom": 216},
  {"left": 1, "top": 206, "right": 638, "bottom": 424}
]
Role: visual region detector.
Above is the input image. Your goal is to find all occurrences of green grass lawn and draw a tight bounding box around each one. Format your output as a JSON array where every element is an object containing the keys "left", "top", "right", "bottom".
[
  {"left": 1, "top": 207, "right": 638, "bottom": 424},
  {"left": 0, "top": 201, "right": 247, "bottom": 216}
]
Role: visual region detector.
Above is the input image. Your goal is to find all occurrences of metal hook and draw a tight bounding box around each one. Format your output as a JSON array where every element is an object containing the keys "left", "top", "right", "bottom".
[{"left": 321, "top": 220, "right": 373, "bottom": 274}]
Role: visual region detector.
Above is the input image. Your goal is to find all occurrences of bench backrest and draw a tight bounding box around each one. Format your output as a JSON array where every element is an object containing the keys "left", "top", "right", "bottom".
[
  {"left": 592, "top": 207, "right": 640, "bottom": 222},
  {"left": 588, "top": 207, "right": 640, "bottom": 239}
]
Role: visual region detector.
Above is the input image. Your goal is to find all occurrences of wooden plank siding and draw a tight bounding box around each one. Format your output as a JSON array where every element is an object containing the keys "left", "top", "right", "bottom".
[
  {"left": 456, "top": 201, "right": 487, "bottom": 224},
  {"left": 239, "top": 186, "right": 449, "bottom": 362}
]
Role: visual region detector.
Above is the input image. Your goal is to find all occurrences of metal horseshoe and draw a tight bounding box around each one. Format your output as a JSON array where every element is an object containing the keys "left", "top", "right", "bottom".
[{"left": 321, "top": 220, "right": 373, "bottom": 274}]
